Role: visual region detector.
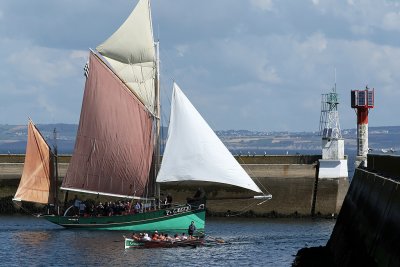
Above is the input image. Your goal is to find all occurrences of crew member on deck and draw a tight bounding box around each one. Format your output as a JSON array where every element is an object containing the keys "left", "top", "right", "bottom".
[
  {"left": 188, "top": 221, "right": 196, "bottom": 238},
  {"left": 166, "top": 194, "right": 172, "bottom": 208},
  {"left": 187, "top": 188, "right": 205, "bottom": 206},
  {"left": 73, "top": 195, "right": 81, "bottom": 216}
]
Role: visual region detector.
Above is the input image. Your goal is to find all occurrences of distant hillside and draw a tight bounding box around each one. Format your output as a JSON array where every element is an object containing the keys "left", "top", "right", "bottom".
[
  {"left": 0, "top": 124, "right": 78, "bottom": 154},
  {"left": 0, "top": 124, "right": 399, "bottom": 155},
  {"left": 218, "top": 126, "right": 400, "bottom": 155}
]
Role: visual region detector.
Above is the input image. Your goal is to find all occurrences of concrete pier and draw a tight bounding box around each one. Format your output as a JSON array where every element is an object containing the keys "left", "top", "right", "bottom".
[
  {"left": 0, "top": 154, "right": 349, "bottom": 217},
  {"left": 326, "top": 154, "right": 400, "bottom": 266}
]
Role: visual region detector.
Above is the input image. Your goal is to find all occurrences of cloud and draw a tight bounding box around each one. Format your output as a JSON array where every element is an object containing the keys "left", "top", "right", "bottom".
[
  {"left": 175, "top": 44, "right": 188, "bottom": 57},
  {"left": 70, "top": 50, "right": 88, "bottom": 60},
  {"left": 350, "top": 25, "right": 373, "bottom": 35},
  {"left": 0, "top": 35, "right": 86, "bottom": 124},
  {"left": 249, "top": 0, "right": 273, "bottom": 11},
  {"left": 308, "top": 1, "right": 400, "bottom": 38},
  {"left": 382, "top": 12, "right": 400, "bottom": 31},
  {"left": 6, "top": 46, "right": 81, "bottom": 86},
  {"left": 299, "top": 33, "right": 328, "bottom": 53},
  {"left": 37, "top": 93, "right": 56, "bottom": 117},
  {"left": 257, "top": 65, "right": 281, "bottom": 83}
]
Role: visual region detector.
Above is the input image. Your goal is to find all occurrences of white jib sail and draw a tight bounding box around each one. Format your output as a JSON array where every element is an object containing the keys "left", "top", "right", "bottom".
[
  {"left": 96, "top": 0, "right": 156, "bottom": 114},
  {"left": 156, "top": 83, "right": 262, "bottom": 193}
]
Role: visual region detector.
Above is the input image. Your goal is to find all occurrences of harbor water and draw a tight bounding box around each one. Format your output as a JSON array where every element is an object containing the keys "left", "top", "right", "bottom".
[{"left": 0, "top": 216, "right": 334, "bottom": 266}]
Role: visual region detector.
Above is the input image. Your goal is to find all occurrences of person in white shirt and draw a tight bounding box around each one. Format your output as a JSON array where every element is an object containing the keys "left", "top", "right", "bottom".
[
  {"left": 142, "top": 233, "right": 151, "bottom": 241},
  {"left": 180, "top": 233, "right": 188, "bottom": 240}
]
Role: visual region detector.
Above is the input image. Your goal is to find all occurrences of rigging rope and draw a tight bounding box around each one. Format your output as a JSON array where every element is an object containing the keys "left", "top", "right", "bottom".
[
  {"left": 12, "top": 201, "right": 45, "bottom": 218},
  {"left": 225, "top": 199, "right": 264, "bottom": 217},
  {"left": 236, "top": 155, "right": 273, "bottom": 197}
]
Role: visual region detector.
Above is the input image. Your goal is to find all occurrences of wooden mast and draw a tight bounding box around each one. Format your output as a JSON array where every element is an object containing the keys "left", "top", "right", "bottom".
[
  {"left": 154, "top": 40, "right": 161, "bottom": 205},
  {"left": 53, "top": 128, "right": 60, "bottom": 215}
]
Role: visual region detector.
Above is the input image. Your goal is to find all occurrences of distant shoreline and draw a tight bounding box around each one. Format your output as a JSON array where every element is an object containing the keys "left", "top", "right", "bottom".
[{"left": 1, "top": 124, "right": 399, "bottom": 155}]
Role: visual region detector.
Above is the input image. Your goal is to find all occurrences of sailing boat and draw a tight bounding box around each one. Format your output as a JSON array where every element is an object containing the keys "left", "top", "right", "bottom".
[{"left": 13, "top": 0, "right": 271, "bottom": 231}]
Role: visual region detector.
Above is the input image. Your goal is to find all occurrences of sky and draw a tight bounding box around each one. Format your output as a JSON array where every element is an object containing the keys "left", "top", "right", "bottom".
[{"left": 0, "top": 0, "right": 399, "bottom": 132}]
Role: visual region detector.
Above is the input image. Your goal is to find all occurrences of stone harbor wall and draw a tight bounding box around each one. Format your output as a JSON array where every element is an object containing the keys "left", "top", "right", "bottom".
[{"left": 0, "top": 154, "right": 348, "bottom": 217}]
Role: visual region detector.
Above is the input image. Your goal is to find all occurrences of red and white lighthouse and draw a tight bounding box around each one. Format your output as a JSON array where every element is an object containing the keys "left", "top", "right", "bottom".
[{"left": 351, "top": 87, "right": 374, "bottom": 167}]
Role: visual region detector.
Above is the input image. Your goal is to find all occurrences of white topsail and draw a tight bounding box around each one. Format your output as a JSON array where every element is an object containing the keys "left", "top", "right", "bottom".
[
  {"left": 156, "top": 83, "right": 263, "bottom": 193},
  {"left": 96, "top": 0, "right": 156, "bottom": 114}
]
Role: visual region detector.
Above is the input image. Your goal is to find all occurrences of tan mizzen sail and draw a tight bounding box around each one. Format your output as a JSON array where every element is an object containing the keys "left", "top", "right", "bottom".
[{"left": 13, "top": 120, "right": 54, "bottom": 204}]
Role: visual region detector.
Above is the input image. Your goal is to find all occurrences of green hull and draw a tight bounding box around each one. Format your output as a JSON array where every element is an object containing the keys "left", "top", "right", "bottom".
[{"left": 41, "top": 205, "right": 205, "bottom": 231}]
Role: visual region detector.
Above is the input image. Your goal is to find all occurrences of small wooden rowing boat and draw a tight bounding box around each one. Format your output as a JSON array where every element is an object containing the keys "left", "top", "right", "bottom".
[{"left": 124, "top": 237, "right": 205, "bottom": 249}]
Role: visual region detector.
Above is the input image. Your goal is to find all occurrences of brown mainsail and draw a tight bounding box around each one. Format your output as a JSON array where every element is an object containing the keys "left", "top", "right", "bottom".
[
  {"left": 14, "top": 120, "right": 54, "bottom": 204},
  {"left": 60, "top": 52, "right": 155, "bottom": 198}
]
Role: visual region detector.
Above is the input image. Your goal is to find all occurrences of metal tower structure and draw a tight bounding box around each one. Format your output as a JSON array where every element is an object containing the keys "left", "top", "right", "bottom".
[{"left": 319, "top": 84, "right": 342, "bottom": 141}]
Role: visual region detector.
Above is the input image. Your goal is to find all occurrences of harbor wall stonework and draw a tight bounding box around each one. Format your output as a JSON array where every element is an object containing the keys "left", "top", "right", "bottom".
[
  {"left": 0, "top": 154, "right": 348, "bottom": 216},
  {"left": 326, "top": 154, "right": 400, "bottom": 266}
]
